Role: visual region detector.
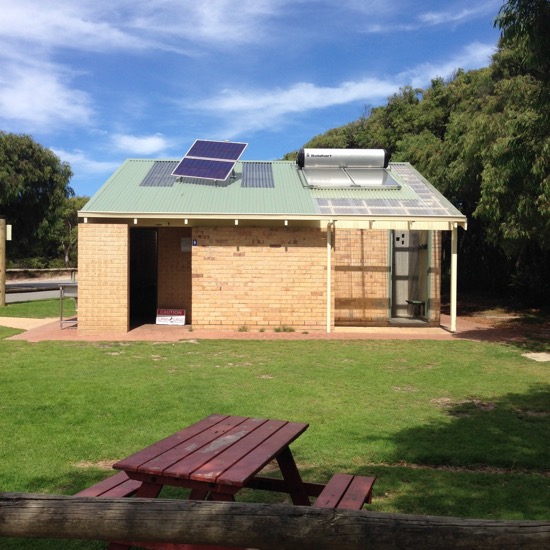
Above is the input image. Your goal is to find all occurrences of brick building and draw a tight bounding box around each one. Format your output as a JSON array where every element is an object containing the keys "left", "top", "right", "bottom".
[{"left": 78, "top": 148, "right": 466, "bottom": 335}]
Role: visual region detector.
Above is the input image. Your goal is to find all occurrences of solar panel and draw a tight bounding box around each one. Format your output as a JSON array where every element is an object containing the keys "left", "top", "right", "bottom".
[
  {"left": 302, "top": 167, "right": 401, "bottom": 189},
  {"left": 187, "top": 140, "right": 247, "bottom": 161},
  {"left": 174, "top": 158, "right": 236, "bottom": 180},
  {"left": 172, "top": 139, "right": 247, "bottom": 181}
]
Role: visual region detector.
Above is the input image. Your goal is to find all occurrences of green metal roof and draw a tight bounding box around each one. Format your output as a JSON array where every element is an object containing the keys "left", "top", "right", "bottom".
[
  {"left": 80, "top": 158, "right": 466, "bottom": 228},
  {"left": 82, "top": 159, "right": 317, "bottom": 216}
]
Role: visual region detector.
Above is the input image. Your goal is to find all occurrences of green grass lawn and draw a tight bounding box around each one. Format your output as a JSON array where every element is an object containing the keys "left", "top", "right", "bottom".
[
  {"left": 0, "top": 298, "right": 76, "bottom": 319},
  {"left": 0, "top": 303, "right": 549, "bottom": 548}
]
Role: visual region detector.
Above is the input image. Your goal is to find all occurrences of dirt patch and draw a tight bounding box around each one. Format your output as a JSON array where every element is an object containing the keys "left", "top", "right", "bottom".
[
  {"left": 387, "top": 460, "right": 550, "bottom": 477},
  {"left": 441, "top": 293, "right": 550, "bottom": 346},
  {"left": 74, "top": 460, "right": 115, "bottom": 470}
]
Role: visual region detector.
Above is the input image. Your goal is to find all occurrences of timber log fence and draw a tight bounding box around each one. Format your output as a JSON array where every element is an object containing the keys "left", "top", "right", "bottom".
[{"left": 1, "top": 493, "right": 549, "bottom": 549}]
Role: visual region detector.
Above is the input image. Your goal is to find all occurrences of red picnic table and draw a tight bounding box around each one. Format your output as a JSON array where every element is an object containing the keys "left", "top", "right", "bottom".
[
  {"left": 108, "top": 413, "right": 312, "bottom": 549},
  {"left": 112, "top": 413, "right": 311, "bottom": 504},
  {"left": 77, "top": 413, "right": 375, "bottom": 549}
]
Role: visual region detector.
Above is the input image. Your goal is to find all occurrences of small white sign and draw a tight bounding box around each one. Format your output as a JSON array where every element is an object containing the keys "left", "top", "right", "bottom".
[
  {"left": 181, "top": 237, "right": 192, "bottom": 252},
  {"left": 156, "top": 308, "right": 186, "bottom": 325}
]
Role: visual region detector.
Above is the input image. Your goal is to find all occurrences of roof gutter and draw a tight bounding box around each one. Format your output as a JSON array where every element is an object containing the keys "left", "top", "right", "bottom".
[{"left": 79, "top": 211, "right": 467, "bottom": 231}]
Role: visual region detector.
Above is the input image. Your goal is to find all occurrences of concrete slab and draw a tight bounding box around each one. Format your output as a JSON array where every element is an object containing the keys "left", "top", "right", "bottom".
[
  {"left": 522, "top": 352, "right": 550, "bottom": 363},
  {"left": 0, "top": 317, "right": 57, "bottom": 330}
]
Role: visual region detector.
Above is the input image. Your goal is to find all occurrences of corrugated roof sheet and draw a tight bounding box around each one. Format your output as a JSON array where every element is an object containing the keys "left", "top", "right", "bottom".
[{"left": 81, "top": 158, "right": 466, "bottom": 224}]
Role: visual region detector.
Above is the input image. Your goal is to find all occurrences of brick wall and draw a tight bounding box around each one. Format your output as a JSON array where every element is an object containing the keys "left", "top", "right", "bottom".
[
  {"left": 157, "top": 227, "right": 192, "bottom": 320},
  {"left": 191, "top": 226, "right": 328, "bottom": 330},
  {"left": 334, "top": 229, "right": 390, "bottom": 325},
  {"left": 78, "top": 223, "right": 129, "bottom": 334}
]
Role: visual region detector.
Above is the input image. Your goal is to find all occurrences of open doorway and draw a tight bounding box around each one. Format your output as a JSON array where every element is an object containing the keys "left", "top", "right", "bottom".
[
  {"left": 130, "top": 228, "right": 158, "bottom": 326},
  {"left": 391, "top": 230, "right": 429, "bottom": 320}
]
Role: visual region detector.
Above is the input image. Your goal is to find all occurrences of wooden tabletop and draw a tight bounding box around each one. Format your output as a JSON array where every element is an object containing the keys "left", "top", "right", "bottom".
[{"left": 113, "top": 414, "right": 309, "bottom": 495}]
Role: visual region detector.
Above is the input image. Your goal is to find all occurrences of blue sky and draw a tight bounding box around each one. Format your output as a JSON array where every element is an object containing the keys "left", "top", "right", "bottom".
[{"left": 0, "top": 0, "right": 504, "bottom": 197}]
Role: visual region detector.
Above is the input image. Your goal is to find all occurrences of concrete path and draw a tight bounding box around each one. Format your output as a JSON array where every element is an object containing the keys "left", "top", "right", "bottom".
[{"left": 1, "top": 314, "right": 538, "bottom": 345}]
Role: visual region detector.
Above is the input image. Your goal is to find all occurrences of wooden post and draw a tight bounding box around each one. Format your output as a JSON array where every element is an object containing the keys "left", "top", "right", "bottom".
[
  {"left": 1, "top": 493, "right": 549, "bottom": 549},
  {"left": 0, "top": 215, "right": 6, "bottom": 307},
  {"left": 326, "top": 221, "right": 333, "bottom": 333},
  {"left": 450, "top": 223, "right": 458, "bottom": 333}
]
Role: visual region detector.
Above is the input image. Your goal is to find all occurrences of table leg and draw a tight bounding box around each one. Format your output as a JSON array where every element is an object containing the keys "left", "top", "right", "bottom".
[
  {"left": 276, "top": 447, "right": 311, "bottom": 505},
  {"left": 209, "top": 492, "right": 235, "bottom": 502},
  {"left": 189, "top": 488, "right": 209, "bottom": 500},
  {"left": 135, "top": 482, "right": 163, "bottom": 498}
]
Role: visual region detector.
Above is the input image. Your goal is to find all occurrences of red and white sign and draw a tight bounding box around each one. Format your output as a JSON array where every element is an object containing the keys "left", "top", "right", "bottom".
[{"left": 156, "top": 309, "right": 186, "bottom": 325}]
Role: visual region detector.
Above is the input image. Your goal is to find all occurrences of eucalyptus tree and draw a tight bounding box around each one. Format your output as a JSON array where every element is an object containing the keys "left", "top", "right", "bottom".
[{"left": 0, "top": 132, "right": 74, "bottom": 264}]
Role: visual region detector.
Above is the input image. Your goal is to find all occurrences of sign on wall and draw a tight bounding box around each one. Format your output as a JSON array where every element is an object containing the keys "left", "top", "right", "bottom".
[{"left": 156, "top": 308, "right": 186, "bottom": 325}]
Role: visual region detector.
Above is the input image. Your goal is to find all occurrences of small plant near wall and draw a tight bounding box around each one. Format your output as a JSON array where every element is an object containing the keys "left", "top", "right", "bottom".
[
  {"left": 274, "top": 325, "right": 295, "bottom": 333},
  {"left": 238, "top": 325, "right": 249, "bottom": 332}
]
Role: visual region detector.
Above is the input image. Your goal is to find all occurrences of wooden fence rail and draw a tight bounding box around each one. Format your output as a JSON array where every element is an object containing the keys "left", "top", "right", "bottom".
[{"left": 1, "top": 493, "right": 549, "bottom": 549}]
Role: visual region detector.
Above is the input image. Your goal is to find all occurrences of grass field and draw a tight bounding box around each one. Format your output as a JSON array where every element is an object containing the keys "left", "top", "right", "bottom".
[{"left": 0, "top": 301, "right": 549, "bottom": 548}]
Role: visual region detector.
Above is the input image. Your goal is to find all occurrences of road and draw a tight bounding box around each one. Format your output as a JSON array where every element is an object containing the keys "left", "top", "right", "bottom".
[{"left": 4, "top": 280, "right": 75, "bottom": 304}]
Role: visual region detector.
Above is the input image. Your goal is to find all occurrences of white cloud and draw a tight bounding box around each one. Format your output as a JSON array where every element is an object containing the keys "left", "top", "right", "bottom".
[
  {"left": 363, "top": 1, "right": 501, "bottom": 34},
  {"left": 0, "top": 1, "right": 144, "bottom": 53},
  {"left": 112, "top": 133, "right": 171, "bottom": 155},
  {"left": 131, "top": 0, "right": 283, "bottom": 46},
  {"left": 189, "top": 37, "right": 497, "bottom": 138},
  {"left": 401, "top": 42, "right": 496, "bottom": 87},
  {"left": 193, "top": 77, "right": 399, "bottom": 135},
  {"left": 51, "top": 148, "right": 120, "bottom": 174},
  {"left": 0, "top": 0, "right": 288, "bottom": 54},
  {"left": 419, "top": 4, "right": 500, "bottom": 26},
  {"left": 0, "top": 56, "right": 93, "bottom": 131}
]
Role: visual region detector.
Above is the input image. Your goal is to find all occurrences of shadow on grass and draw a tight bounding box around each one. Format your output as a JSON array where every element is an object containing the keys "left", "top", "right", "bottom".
[
  {"left": 453, "top": 321, "right": 550, "bottom": 353},
  {"left": 389, "top": 385, "right": 550, "bottom": 470},
  {"left": 357, "top": 384, "right": 550, "bottom": 519}
]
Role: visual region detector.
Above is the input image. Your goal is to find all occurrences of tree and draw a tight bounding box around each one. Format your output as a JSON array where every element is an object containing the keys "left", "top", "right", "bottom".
[
  {"left": 51, "top": 196, "right": 89, "bottom": 267},
  {"left": 0, "top": 132, "right": 74, "bottom": 264},
  {"left": 495, "top": 0, "right": 550, "bottom": 79}
]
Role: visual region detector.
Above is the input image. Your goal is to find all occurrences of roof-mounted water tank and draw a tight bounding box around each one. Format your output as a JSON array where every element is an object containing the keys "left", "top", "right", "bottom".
[
  {"left": 297, "top": 148, "right": 390, "bottom": 169},
  {"left": 296, "top": 148, "right": 399, "bottom": 189}
]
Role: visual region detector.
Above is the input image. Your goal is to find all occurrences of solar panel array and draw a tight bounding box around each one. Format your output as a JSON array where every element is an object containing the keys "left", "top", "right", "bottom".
[{"left": 172, "top": 139, "right": 247, "bottom": 181}]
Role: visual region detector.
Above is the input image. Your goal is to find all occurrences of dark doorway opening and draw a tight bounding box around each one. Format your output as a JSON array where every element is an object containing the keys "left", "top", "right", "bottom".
[{"left": 130, "top": 228, "right": 158, "bottom": 326}]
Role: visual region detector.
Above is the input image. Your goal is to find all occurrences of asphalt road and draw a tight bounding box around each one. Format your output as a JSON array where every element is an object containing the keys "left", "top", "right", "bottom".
[{"left": 4, "top": 280, "right": 75, "bottom": 304}]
